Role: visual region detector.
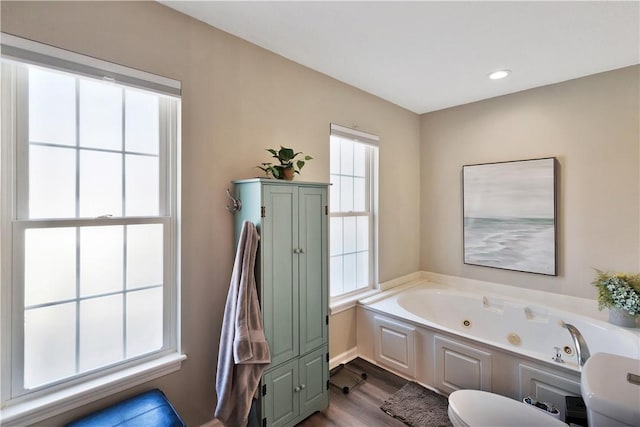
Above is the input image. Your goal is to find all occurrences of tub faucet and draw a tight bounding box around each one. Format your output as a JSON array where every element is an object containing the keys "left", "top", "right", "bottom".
[{"left": 561, "top": 321, "right": 591, "bottom": 367}]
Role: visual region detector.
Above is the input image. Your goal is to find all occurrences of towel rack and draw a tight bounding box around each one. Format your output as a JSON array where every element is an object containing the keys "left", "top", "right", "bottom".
[{"left": 226, "top": 188, "right": 242, "bottom": 213}]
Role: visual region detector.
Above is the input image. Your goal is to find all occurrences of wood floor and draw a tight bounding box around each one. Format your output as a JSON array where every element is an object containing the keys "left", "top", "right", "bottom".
[{"left": 297, "top": 358, "right": 410, "bottom": 427}]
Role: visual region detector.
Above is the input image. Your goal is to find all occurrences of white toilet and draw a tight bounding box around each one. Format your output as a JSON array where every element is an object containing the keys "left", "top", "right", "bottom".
[
  {"left": 447, "top": 389, "right": 567, "bottom": 427},
  {"left": 448, "top": 352, "right": 640, "bottom": 427}
]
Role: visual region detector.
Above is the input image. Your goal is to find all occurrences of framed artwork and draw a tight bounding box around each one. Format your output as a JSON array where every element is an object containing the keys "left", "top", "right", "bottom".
[{"left": 462, "top": 157, "right": 557, "bottom": 275}]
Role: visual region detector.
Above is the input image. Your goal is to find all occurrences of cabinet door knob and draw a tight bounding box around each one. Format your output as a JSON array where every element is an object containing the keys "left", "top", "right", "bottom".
[
  {"left": 294, "top": 386, "right": 301, "bottom": 392},
  {"left": 299, "top": 248, "right": 304, "bottom": 254},
  {"left": 299, "top": 383, "right": 306, "bottom": 390},
  {"left": 293, "top": 248, "right": 300, "bottom": 254}
]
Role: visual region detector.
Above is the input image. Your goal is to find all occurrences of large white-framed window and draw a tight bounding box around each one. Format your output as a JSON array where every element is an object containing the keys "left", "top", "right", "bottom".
[
  {"left": 1, "top": 34, "right": 183, "bottom": 425},
  {"left": 329, "top": 124, "right": 378, "bottom": 298}
]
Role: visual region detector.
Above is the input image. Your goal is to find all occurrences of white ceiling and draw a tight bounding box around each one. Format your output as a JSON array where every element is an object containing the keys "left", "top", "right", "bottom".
[{"left": 161, "top": 1, "right": 640, "bottom": 114}]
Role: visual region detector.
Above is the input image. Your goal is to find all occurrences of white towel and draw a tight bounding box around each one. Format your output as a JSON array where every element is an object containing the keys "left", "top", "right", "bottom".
[{"left": 215, "top": 220, "right": 271, "bottom": 427}]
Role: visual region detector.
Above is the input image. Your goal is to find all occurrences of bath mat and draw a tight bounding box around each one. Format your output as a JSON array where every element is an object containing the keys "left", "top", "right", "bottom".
[{"left": 380, "top": 382, "right": 452, "bottom": 427}]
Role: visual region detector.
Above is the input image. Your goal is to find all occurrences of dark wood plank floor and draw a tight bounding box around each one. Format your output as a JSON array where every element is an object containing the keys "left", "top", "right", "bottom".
[{"left": 297, "top": 358, "right": 409, "bottom": 427}]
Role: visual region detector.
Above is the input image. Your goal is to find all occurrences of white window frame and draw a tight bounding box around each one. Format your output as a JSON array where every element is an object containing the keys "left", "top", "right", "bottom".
[
  {"left": 329, "top": 123, "right": 379, "bottom": 307},
  {"left": 0, "top": 34, "right": 185, "bottom": 426}
]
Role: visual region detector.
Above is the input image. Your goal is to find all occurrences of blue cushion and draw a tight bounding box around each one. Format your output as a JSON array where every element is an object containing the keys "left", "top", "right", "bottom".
[{"left": 66, "top": 389, "right": 185, "bottom": 427}]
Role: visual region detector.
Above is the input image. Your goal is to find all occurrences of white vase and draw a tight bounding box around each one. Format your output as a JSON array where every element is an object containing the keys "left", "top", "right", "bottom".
[{"left": 608, "top": 308, "right": 638, "bottom": 328}]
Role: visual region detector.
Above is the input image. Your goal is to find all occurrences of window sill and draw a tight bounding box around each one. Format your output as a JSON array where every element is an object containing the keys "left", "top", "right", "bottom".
[
  {"left": 329, "top": 273, "right": 426, "bottom": 315},
  {"left": 0, "top": 353, "right": 187, "bottom": 427},
  {"left": 330, "top": 289, "right": 381, "bottom": 315}
]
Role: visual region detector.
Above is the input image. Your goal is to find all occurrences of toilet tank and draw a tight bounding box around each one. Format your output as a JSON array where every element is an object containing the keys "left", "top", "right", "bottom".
[{"left": 581, "top": 352, "right": 640, "bottom": 427}]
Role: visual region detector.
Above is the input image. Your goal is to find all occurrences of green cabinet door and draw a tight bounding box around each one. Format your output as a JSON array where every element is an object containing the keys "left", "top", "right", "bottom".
[
  {"left": 298, "top": 187, "right": 328, "bottom": 354},
  {"left": 263, "top": 361, "right": 298, "bottom": 427},
  {"left": 298, "top": 346, "right": 329, "bottom": 416},
  {"left": 262, "top": 185, "right": 299, "bottom": 367}
]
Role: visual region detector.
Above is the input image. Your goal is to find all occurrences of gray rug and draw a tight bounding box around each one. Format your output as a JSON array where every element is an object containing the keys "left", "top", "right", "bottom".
[{"left": 381, "top": 382, "right": 453, "bottom": 427}]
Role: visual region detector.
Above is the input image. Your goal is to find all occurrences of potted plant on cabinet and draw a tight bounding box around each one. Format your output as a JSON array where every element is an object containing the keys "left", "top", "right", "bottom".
[
  {"left": 257, "top": 146, "right": 312, "bottom": 180},
  {"left": 593, "top": 269, "right": 640, "bottom": 327}
]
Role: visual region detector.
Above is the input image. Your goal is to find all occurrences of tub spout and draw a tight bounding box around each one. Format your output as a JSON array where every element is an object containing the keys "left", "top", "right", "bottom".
[{"left": 561, "top": 321, "right": 591, "bottom": 367}]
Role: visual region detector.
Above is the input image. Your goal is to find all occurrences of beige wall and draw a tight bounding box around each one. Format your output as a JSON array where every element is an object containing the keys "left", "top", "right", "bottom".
[
  {"left": 3, "top": 1, "right": 639, "bottom": 425},
  {"left": 1, "top": 1, "right": 421, "bottom": 425},
  {"left": 329, "top": 309, "right": 358, "bottom": 358},
  {"left": 421, "top": 66, "right": 640, "bottom": 299}
]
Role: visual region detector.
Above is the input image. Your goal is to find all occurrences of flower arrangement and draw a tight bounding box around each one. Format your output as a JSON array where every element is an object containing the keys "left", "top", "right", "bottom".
[{"left": 592, "top": 269, "right": 640, "bottom": 316}]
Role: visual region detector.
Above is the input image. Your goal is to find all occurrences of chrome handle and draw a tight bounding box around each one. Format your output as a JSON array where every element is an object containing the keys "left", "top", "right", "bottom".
[
  {"left": 299, "top": 248, "right": 304, "bottom": 254},
  {"left": 552, "top": 346, "right": 563, "bottom": 363},
  {"left": 299, "top": 384, "right": 306, "bottom": 390},
  {"left": 294, "top": 386, "right": 301, "bottom": 392},
  {"left": 293, "top": 248, "right": 300, "bottom": 254}
]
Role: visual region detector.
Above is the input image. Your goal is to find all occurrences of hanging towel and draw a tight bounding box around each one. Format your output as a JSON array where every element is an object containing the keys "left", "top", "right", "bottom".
[{"left": 215, "top": 220, "right": 271, "bottom": 427}]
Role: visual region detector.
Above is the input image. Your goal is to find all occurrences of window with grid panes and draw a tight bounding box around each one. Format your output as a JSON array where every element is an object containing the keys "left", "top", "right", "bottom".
[
  {"left": 1, "top": 34, "right": 182, "bottom": 415},
  {"left": 329, "top": 124, "right": 378, "bottom": 297}
]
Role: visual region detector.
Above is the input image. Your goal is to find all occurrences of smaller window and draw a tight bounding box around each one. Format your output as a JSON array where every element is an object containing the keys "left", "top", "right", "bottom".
[{"left": 329, "top": 124, "right": 378, "bottom": 297}]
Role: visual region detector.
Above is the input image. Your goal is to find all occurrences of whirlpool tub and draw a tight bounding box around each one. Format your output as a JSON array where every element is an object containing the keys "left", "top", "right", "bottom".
[{"left": 355, "top": 276, "right": 640, "bottom": 419}]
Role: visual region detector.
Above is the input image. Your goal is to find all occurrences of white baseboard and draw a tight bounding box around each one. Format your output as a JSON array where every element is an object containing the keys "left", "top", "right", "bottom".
[{"left": 329, "top": 347, "right": 358, "bottom": 370}]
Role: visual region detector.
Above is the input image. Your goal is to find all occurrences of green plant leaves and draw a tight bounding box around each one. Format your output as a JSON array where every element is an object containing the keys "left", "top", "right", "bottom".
[{"left": 257, "top": 146, "right": 313, "bottom": 179}]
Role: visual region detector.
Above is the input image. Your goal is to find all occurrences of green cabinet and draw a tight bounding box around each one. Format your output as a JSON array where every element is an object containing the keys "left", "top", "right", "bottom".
[{"left": 233, "top": 179, "right": 329, "bottom": 427}]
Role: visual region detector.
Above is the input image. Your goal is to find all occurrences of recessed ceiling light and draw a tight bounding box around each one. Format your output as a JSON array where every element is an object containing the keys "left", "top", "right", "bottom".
[{"left": 489, "top": 69, "right": 511, "bottom": 80}]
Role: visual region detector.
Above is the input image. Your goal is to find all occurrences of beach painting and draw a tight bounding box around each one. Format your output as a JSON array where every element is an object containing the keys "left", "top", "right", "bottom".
[{"left": 463, "top": 158, "right": 557, "bottom": 275}]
